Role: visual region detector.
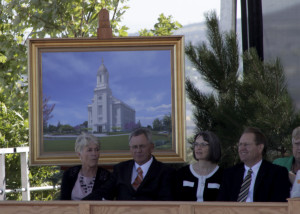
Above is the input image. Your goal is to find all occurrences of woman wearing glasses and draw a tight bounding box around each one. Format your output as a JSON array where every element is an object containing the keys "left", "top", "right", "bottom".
[{"left": 176, "top": 131, "right": 223, "bottom": 201}]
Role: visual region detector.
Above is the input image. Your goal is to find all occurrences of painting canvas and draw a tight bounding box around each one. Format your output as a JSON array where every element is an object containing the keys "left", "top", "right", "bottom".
[{"left": 28, "top": 37, "right": 186, "bottom": 165}]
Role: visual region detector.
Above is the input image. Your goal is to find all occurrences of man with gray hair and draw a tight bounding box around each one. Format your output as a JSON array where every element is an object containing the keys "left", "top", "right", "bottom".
[
  {"left": 109, "top": 127, "right": 176, "bottom": 200},
  {"left": 273, "top": 126, "right": 300, "bottom": 184}
]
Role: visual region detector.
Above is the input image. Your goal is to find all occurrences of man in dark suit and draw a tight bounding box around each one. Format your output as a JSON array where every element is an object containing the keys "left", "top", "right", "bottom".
[
  {"left": 218, "top": 127, "right": 291, "bottom": 202},
  {"left": 110, "top": 128, "right": 175, "bottom": 200}
]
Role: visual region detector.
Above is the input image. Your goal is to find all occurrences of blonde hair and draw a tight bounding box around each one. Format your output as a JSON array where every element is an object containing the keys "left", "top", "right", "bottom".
[
  {"left": 292, "top": 127, "right": 300, "bottom": 143},
  {"left": 75, "top": 133, "right": 100, "bottom": 153}
]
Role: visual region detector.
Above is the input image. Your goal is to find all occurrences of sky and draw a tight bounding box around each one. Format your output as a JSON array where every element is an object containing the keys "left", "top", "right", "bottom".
[
  {"left": 42, "top": 49, "right": 172, "bottom": 127},
  {"left": 119, "top": 0, "right": 221, "bottom": 34}
]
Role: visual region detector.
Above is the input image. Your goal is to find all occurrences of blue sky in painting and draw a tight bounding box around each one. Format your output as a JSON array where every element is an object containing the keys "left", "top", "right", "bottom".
[{"left": 42, "top": 50, "right": 172, "bottom": 127}]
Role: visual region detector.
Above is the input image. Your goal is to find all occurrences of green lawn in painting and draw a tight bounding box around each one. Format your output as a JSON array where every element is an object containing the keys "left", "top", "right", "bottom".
[{"left": 43, "top": 133, "right": 172, "bottom": 152}]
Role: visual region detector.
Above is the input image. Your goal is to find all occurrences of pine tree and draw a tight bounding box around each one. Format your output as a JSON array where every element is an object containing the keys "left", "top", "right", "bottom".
[
  {"left": 185, "top": 11, "right": 300, "bottom": 167},
  {"left": 239, "top": 49, "right": 300, "bottom": 158}
]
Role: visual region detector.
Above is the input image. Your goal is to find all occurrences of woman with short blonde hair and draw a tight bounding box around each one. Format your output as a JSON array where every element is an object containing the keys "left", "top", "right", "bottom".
[{"left": 60, "top": 133, "right": 112, "bottom": 200}]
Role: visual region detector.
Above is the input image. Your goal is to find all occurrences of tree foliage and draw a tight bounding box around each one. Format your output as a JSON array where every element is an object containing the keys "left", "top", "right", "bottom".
[
  {"left": 0, "top": 0, "right": 182, "bottom": 200},
  {"left": 152, "top": 118, "right": 163, "bottom": 131},
  {"left": 2, "top": 0, "right": 130, "bottom": 39},
  {"left": 185, "top": 11, "right": 300, "bottom": 168},
  {"left": 152, "top": 113, "right": 172, "bottom": 132},
  {"left": 43, "top": 96, "right": 55, "bottom": 128},
  {"left": 139, "top": 13, "right": 182, "bottom": 36}
]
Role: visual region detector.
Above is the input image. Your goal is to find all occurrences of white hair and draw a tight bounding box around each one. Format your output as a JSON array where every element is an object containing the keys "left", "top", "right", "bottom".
[{"left": 75, "top": 133, "right": 100, "bottom": 153}]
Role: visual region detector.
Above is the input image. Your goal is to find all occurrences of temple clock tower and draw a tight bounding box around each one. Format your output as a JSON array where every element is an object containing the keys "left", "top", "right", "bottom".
[{"left": 88, "top": 61, "right": 136, "bottom": 133}]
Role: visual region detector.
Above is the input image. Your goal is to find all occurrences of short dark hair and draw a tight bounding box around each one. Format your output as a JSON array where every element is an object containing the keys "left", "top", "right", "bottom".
[
  {"left": 192, "top": 131, "right": 221, "bottom": 163},
  {"left": 242, "top": 127, "right": 267, "bottom": 146},
  {"left": 129, "top": 128, "right": 153, "bottom": 144},
  {"left": 242, "top": 127, "right": 267, "bottom": 154}
]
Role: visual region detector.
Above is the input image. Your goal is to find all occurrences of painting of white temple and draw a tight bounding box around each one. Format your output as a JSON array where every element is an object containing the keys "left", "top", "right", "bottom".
[{"left": 88, "top": 61, "right": 136, "bottom": 133}]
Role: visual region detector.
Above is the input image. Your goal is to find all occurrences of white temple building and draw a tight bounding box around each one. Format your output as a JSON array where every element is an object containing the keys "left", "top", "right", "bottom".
[{"left": 88, "top": 61, "right": 136, "bottom": 133}]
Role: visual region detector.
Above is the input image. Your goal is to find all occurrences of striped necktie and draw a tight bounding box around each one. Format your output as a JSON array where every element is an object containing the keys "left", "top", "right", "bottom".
[
  {"left": 237, "top": 168, "right": 253, "bottom": 202},
  {"left": 132, "top": 167, "right": 143, "bottom": 190}
]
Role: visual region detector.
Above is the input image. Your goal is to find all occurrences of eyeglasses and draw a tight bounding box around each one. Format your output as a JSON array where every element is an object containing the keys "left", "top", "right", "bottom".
[
  {"left": 192, "top": 142, "right": 209, "bottom": 148},
  {"left": 238, "top": 142, "right": 255, "bottom": 148},
  {"left": 130, "top": 144, "right": 147, "bottom": 150}
]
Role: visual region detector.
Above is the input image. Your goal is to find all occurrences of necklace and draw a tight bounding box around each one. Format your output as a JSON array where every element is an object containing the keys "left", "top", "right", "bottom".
[{"left": 79, "top": 175, "right": 95, "bottom": 194}]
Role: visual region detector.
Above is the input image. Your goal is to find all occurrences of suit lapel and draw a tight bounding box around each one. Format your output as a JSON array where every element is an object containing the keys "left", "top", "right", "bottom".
[
  {"left": 253, "top": 160, "right": 267, "bottom": 198},
  {"left": 234, "top": 164, "right": 245, "bottom": 198},
  {"left": 125, "top": 160, "right": 135, "bottom": 191},
  {"left": 237, "top": 164, "right": 245, "bottom": 183}
]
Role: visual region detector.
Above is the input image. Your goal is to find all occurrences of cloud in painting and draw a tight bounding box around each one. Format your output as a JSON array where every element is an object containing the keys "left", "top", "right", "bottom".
[{"left": 147, "top": 104, "right": 171, "bottom": 112}]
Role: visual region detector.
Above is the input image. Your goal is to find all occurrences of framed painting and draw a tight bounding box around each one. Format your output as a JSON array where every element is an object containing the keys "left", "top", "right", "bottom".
[{"left": 28, "top": 36, "right": 186, "bottom": 165}]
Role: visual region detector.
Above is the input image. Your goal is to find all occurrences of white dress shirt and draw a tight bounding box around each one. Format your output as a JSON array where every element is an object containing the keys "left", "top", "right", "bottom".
[
  {"left": 243, "top": 160, "right": 262, "bottom": 202},
  {"left": 131, "top": 156, "right": 153, "bottom": 184}
]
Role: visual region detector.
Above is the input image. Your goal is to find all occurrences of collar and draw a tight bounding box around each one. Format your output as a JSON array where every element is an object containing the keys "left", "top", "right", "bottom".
[
  {"left": 134, "top": 156, "right": 153, "bottom": 174},
  {"left": 244, "top": 159, "right": 262, "bottom": 174}
]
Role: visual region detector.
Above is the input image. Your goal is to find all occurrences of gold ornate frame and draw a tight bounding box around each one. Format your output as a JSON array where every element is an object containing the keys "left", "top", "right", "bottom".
[{"left": 28, "top": 36, "right": 186, "bottom": 165}]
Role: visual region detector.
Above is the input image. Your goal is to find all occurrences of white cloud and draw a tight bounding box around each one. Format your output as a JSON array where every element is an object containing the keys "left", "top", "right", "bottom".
[
  {"left": 43, "top": 52, "right": 101, "bottom": 80},
  {"left": 121, "top": 90, "right": 170, "bottom": 112},
  {"left": 147, "top": 104, "right": 171, "bottom": 112},
  {"left": 47, "top": 99, "right": 60, "bottom": 105},
  {"left": 125, "top": 96, "right": 144, "bottom": 111},
  {"left": 151, "top": 92, "right": 169, "bottom": 103}
]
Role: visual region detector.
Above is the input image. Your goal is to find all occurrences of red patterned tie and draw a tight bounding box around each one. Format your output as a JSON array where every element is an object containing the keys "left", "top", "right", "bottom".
[{"left": 132, "top": 167, "right": 143, "bottom": 190}]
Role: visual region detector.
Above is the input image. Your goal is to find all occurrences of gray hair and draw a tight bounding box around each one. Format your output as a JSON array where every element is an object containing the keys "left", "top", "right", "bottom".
[
  {"left": 292, "top": 126, "right": 300, "bottom": 143},
  {"left": 75, "top": 133, "right": 100, "bottom": 153},
  {"left": 128, "top": 128, "right": 153, "bottom": 145}
]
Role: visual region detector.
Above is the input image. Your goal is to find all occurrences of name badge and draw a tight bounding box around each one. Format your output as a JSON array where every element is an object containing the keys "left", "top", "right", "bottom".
[
  {"left": 183, "top": 180, "right": 194, "bottom": 187},
  {"left": 207, "top": 183, "right": 220, "bottom": 189}
]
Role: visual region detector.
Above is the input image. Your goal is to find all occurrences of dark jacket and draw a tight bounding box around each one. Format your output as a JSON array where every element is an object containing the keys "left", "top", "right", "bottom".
[
  {"left": 217, "top": 160, "right": 291, "bottom": 202},
  {"left": 60, "top": 165, "right": 112, "bottom": 200},
  {"left": 110, "top": 156, "right": 176, "bottom": 200},
  {"left": 176, "top": 165, "right": 223, "bottom": 201}
]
